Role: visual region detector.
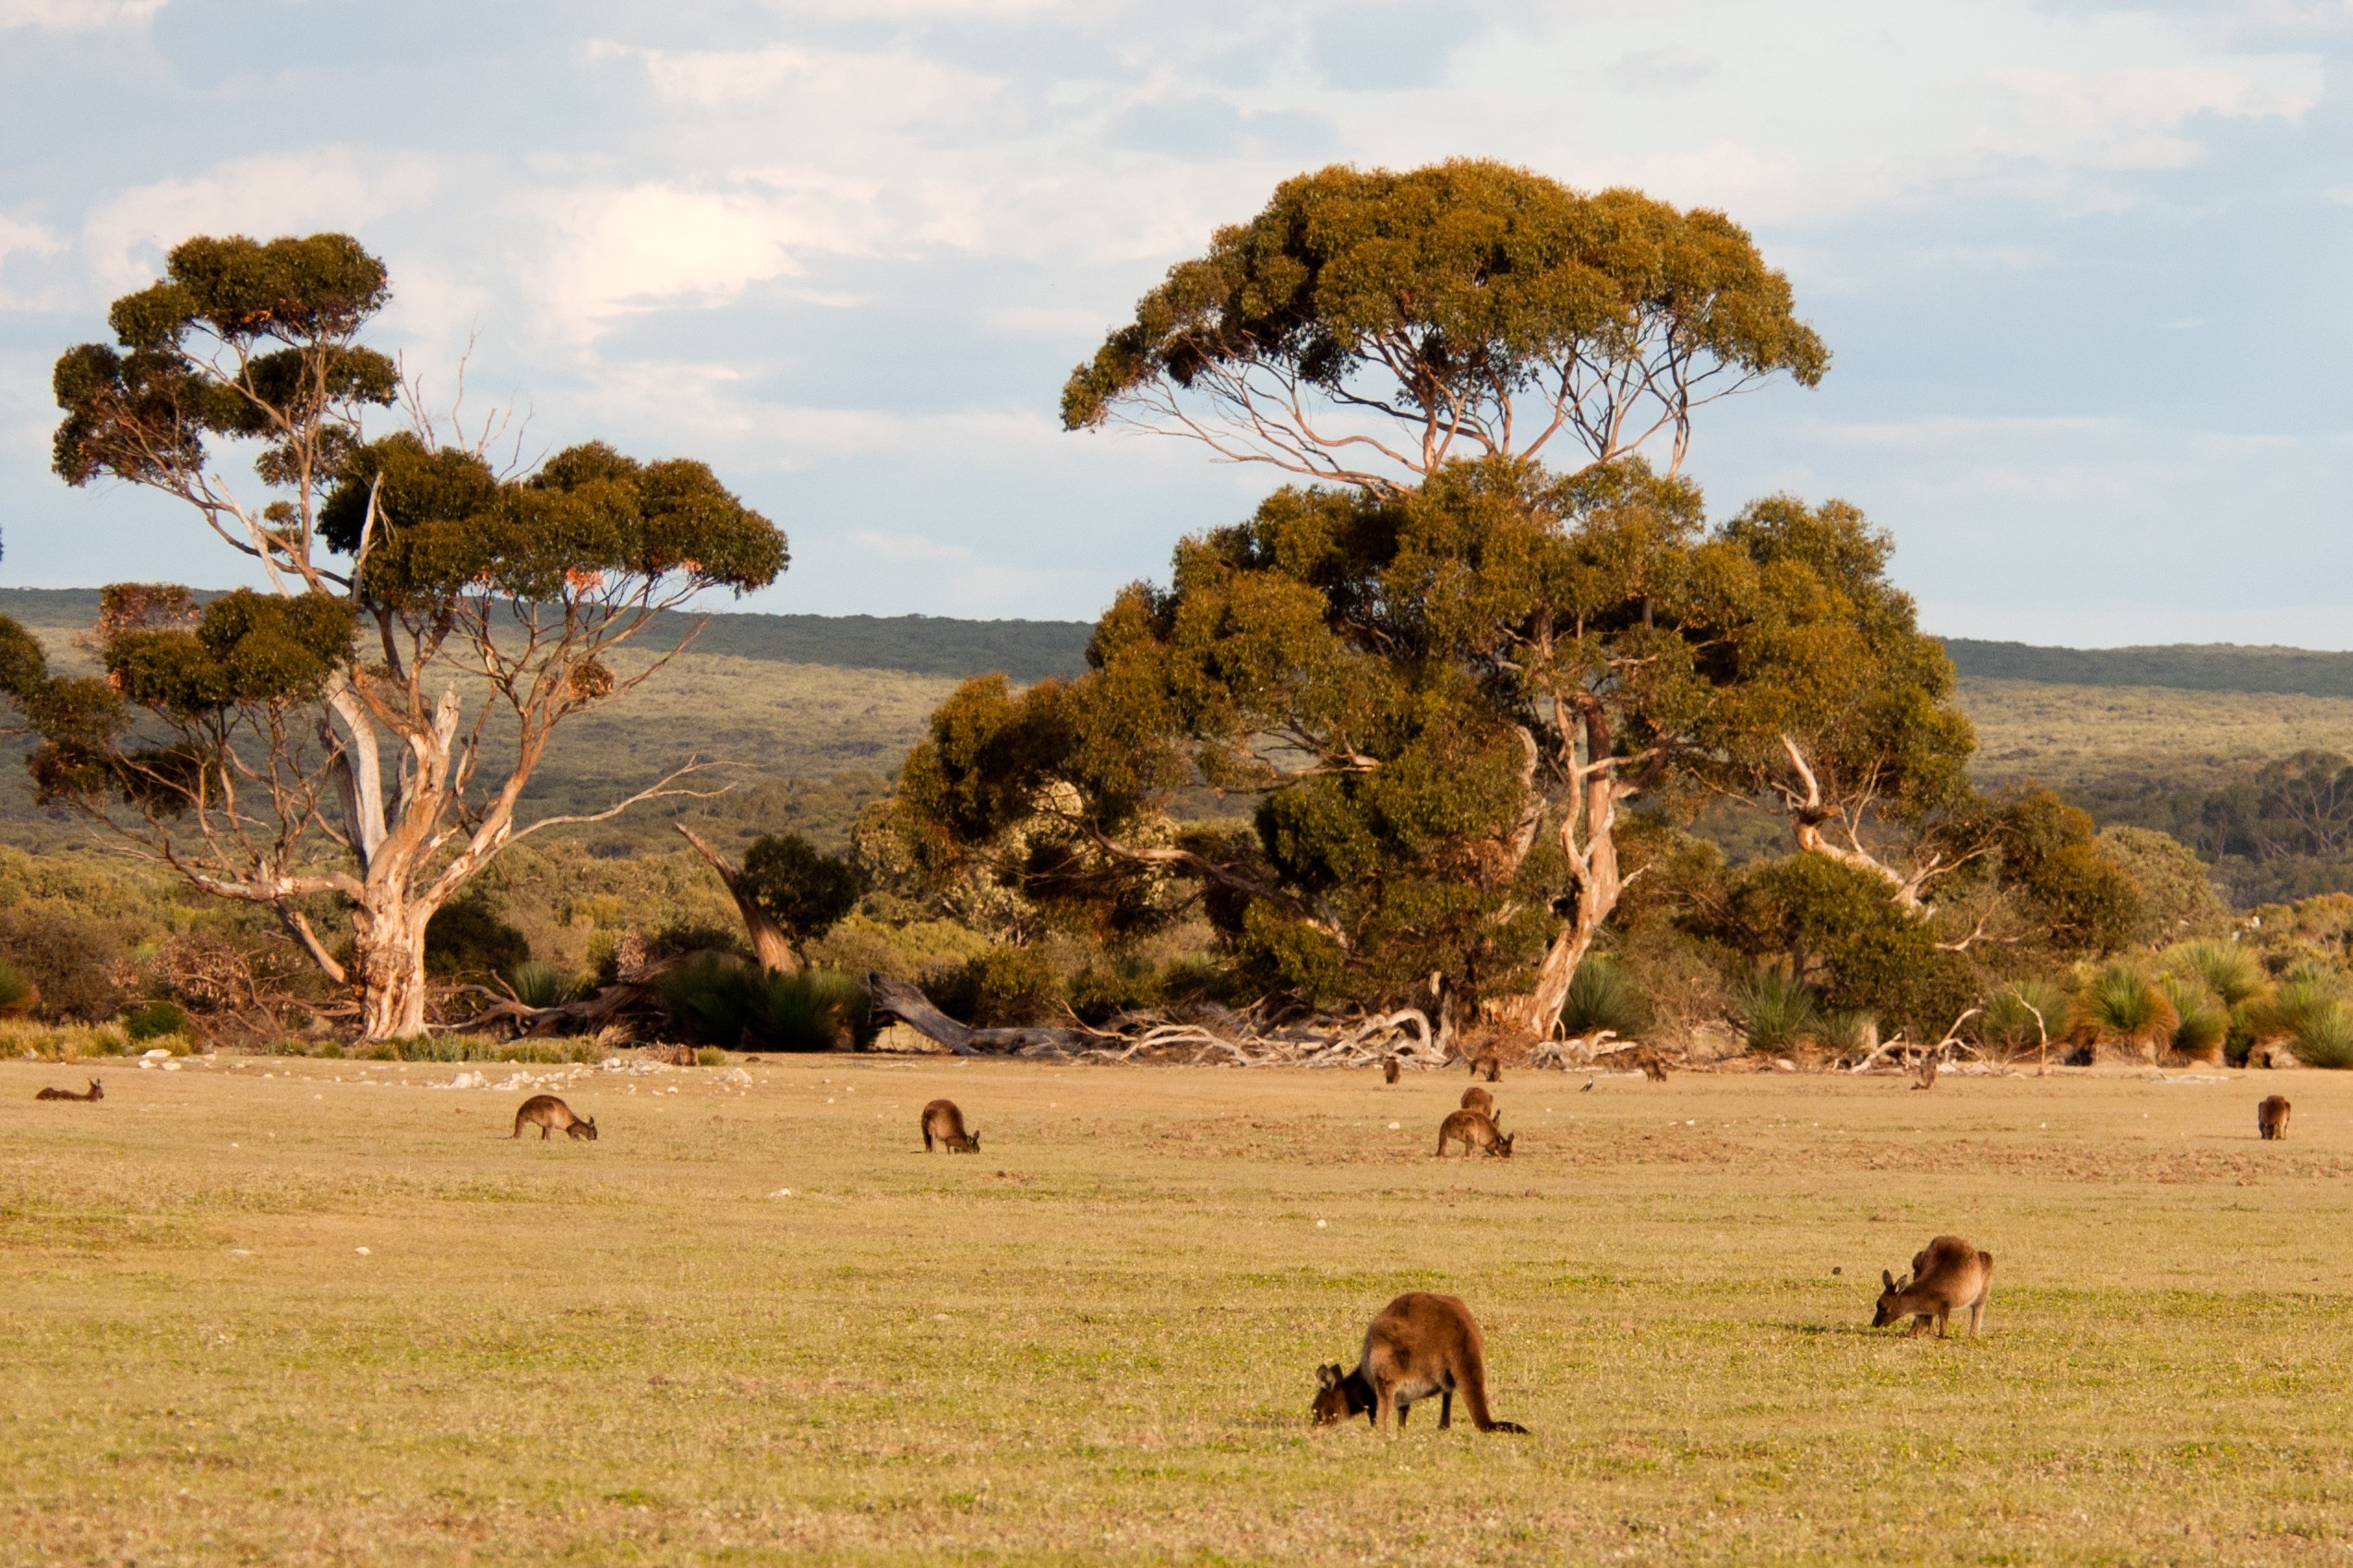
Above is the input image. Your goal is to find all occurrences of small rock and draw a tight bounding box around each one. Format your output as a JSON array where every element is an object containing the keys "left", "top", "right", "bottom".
[
  {"left": 1774, "top": 1058, "right": 1797, "bottom": 1072},
  {"left": 354, "top": 1247, "right": 371, "bottom": 1256}
]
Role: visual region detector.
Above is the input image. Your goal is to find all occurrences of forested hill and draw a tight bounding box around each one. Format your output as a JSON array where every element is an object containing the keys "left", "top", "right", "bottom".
[
  {"left": 0, "top": 589, "right": 1098, "bottom": 683},
  {"left": 1941, "top": 639, "right": 2353, "bottom": 697}
]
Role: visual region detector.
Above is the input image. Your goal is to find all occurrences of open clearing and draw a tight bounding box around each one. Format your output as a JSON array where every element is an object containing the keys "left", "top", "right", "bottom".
[{"left": 6, "top": 1057, "right": 2353, "bottom": 1566}]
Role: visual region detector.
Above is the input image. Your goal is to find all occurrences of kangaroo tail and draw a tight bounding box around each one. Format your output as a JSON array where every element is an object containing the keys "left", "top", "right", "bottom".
[{"left": 1458, "top": 1342, "right": 1524, "bottom": 1433}]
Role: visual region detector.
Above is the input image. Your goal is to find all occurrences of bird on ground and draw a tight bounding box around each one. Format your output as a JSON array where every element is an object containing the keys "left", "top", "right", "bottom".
[{"left": 1579, "top": 1078, "right": 1594, "bottom": 1093}]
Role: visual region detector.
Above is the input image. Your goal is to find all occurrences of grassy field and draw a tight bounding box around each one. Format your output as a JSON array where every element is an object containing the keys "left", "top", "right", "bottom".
[{"left": 6, "top": 1056, "right": 2353, "bottom": 1565}]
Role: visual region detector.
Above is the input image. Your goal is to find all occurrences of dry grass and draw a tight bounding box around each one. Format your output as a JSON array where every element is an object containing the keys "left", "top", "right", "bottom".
[
  {"left": 5, "top": 1055, "right": 2353, "bottom": 1565},
  {"left": 1961, "top": 676, "right": 2353, "bottom": 789}
]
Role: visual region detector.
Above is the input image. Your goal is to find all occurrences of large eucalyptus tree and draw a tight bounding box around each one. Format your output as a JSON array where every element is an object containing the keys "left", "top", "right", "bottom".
[{"left": 1, "top": 233, "right": 786, "bottom": 1037}]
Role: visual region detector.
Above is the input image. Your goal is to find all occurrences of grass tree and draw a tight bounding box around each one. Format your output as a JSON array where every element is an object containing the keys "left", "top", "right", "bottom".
[
  {"left": 2067, "top": 964, "right": 2179, "bottom": 1062},
  {"left": 0, "top": 233, "right": 786, "bottom": 1038}
]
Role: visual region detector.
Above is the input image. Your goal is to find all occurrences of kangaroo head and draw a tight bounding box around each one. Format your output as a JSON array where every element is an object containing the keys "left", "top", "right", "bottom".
[
  {"left": 968, "top": 1130, "right": 981, "bottom": 1151},
  {"left": 1311, "top": 1362, "right": 1364, "bottom": 1426},
  {"left": 1496, "top": 1131, "right": 1515, "bottom": 1157},
  {"left": 583, "top": 1118, "right": 599, "bottom": 1141},
  {"left": 1871, "top": 1268, "right": 1910, "bottom": 1327}
]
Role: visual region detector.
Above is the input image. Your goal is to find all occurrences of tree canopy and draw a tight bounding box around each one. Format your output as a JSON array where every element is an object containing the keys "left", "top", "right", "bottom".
[{"left": 1062, "top": 160, "right": 1827, "bottom": 491}]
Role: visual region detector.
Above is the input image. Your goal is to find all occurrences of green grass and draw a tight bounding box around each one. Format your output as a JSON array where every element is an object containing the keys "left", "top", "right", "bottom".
[{"left": 5, "top": 1056, "right": 2353, "bottom": 1563}]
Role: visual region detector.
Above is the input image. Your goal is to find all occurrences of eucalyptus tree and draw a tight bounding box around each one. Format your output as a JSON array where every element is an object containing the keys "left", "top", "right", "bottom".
[
  {"left": 891, "top": 457, "right": 1958, "bottom": 1034},
  {"left": 1, "top": 233, "right": 786, "bottom": 1037},
  {"left": 1062, "top": 158, "right": 1828, "bottom": 490}
]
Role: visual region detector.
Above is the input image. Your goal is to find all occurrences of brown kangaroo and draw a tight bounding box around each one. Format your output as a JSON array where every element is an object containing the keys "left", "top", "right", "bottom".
[
  {"left": 1383, "top": 1057, "right": 1400, "bottom": 1084},
  {"left": 1873, "top": 1235, "right": 1993, "bottom": 1337},
  {"left": 1469, "top": 1050, "right": 1500, "bottom": 1082},
  {"left": 1312, "top": 1291, "right": 1528, "bottom": 1434},
  {"left": 1435, "top": 1108, "right": 1512, "bottom": 1158},
  {"left": 921, "top": 1098, "right": 980, "bottom": 1153},
  {"left": 1459, "top": 1085, "right": 1495, "bottom": 1119},
  {"left": 2258, "top": 1095, "right": 2292, "bottom": 1141},
  {"left": 34, "top": 1078, "right": 102, "bottom": 1102},
  {"left": 511, "top": 1095, "right": 597, "bottom": 1141}
]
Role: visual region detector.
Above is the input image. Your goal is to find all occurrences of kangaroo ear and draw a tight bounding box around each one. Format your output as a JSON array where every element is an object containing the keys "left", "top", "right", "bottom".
[{"left": 1881, "top": 1268, "right": 1895, "bottom": 1290}]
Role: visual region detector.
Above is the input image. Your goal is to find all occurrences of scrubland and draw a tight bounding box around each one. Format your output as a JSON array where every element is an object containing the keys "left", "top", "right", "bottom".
[{"left": 5, "top": 1055, "right": 2352, "bottom": 1565}]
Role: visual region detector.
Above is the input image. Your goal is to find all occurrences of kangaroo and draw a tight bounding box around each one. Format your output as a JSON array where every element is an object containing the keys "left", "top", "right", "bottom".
[
  {"left": 2258, "top": 1095, "right": 2292, "bottom": 1141},
  {"left": 1435, "top": 1108, "right": 1512, "bottom": 1158},
  {"left": 511, "top": 1095, "right": 597, "bottom": 1141},
  {"left": 1469, "top": 1050, "right": 1501, "bottom": 1083},
  {"left": 1311, "top": 1291, "right": 1528, "bottom": 1434},
  {"left": 1383, "top": 1057, "right": 1400, "bottom": 1084},
  {"left": 1459, "top": 1085, "right": 1495, "bottom": 1119},
  {"left": 1873, "top": 1235, "right": 1993, "bottom": 1338},
  {"left": 1912, "top": 1053, "right": 1939, "bottom": 1091},
  {"left": 921, "top": 1098, "right": 980, "bottom": 1153},
  {"left": 34, "top": 1078, "right": 102, "bottom": 1102}
]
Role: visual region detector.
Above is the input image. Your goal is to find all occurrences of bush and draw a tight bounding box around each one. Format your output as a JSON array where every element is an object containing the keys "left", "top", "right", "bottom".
[
  {"left": 0, "top": 907, "right": 126, "bottom": 1021},
  {"left": 1981, "top": 979, "right": 2066, "bottom": 1059},
  {"left": 656, "top": 953, "right": 866, "bottom": 1050},
  {"left": 0, "top": 958, "right": 37, "bottom": 1017},
  {"left": 1069, "top": 958, "right": 1163, "bottom": 1025},
  {"left": 1814, "top": 1010, "right": 1876, "bottom": 1055},
  {"left": 2067, "top": 964, "right": 2179, "bottom": 1059},
  {"left": 425, "top": 894, "right": 532, "bottom": 981},
  {"left": 2155, "top": 975, "right": 2227, "bottom": 1062},
  {"left": 2161, "top": 940, "right": 2265, "bottom": 1009},
  {"left": 123, "top": 1000, "right": 190, "bottom": 1042},
  {"left": 506, "top": 961, "right": 590, "bottom": 1010},
  {"left": 1559, "top": 954, "right": 1650, "bottom": 1038},
  {"left": 1733, "top": 968, "right": 1819, "bottom": 1054},
  {"left": 2287, "top": 999, "right": 2353, "bottom": 1069},
  {"left": 928, "top": 945, "right": 1062, "bottom": 1027}
]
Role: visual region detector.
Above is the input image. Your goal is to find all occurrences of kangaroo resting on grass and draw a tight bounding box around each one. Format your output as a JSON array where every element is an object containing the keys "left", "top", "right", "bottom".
[
  {"left": 34, "top": 1078, "right": 102, "bottom": 1102},
  {"left": 1312, "top": 1292, "right": 1528, "bottom": 1434},
  {"left": 512, "top": 1095, "right": 597, "bottom": 1141},
  {"left": 2259, "top": 1095, "right": 2292, "bottom": 1141},
  {"left": 1435, "top": 1108, "right": 1512, "bottom": 1158},
  {"left": 1459, "top": 1085, "right": 1495, "bottom": 1119},
  {"left": 1873, "top": 1235, "right": 1993, "bottom": 1338},
  {"left": 921, "top": 1098, "right": 980, "bottom": 1153}
]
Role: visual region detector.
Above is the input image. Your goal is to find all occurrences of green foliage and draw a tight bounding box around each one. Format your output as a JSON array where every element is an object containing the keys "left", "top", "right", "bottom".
[
  {"left": 123, "top": 999, "right": 189, "bottom": 1042},
  {"left": 2155, "top": 974, "right": 2227, "bottom": 1061},
  {"left": 1732, "top": 967, "right": 1820, "bottom": 1053},
  {"left": 739, "top": 832, "right": 862, "bottom": 944},
  {"left": 1063, "top": 159, "right": 1825, "bottom": 485},
  {"left": 505, "top": 962, "right": 590, "bottom": 1010},
  {"left": 2068, "top": 964, "right": 2179, "bottom": 1057},
  {"left": 1814, "top": 1009, "right": 1874, "bottom": 1055},
  {"left": 1722, "top": 854, "right": 1974, "bottom": 1038},
  {"left": 1981, "top": 979, "right": 2066, "bottom": 1057},
  {"left": 0, "top": 904, "right": 126, "bottom": 1021},
  {"left": 2094, "top": 825, "right": 2228, "bottom": 947},
  {"left": 1988, "top": 789, "right": 2142, "bottom": 960},
  {"left": 655, "top": 952, "right": 864, "bottom": 1050},
  {"left": 1558, "top": 954, "right": 1650, "bottom": 1038},
  {"left": 928, "top": 945, "right": 1065, "bottom": 1028},
  {"left": 2160, "top": 940, "right": 2264, "bottom": 1008},
  {"left": 425, "top": 895, "right": 532, "bottom": 982},
  {"left": 0, "top": 959, "right": 37, "bottom": 1016}
]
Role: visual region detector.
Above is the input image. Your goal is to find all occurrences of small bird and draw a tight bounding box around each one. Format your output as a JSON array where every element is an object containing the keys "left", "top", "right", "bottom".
[{"left": 1579, "top": 1078, "right": 1594, "bottom": 1093}]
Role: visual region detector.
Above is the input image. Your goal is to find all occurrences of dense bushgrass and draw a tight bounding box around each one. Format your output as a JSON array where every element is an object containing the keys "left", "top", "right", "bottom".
[{"left": 4, "top": 1058, "right": 2353, "bottom": 1564}]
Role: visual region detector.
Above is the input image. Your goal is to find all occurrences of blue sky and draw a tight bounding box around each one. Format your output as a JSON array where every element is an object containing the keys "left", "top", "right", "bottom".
[{"left": 1, "top": 0, "right": 2347, "bottom": 645}]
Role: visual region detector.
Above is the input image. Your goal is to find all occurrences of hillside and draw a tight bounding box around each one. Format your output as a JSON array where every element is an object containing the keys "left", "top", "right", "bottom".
[{"left": 8, "top": 592, "right": 2353, "bottom": 902}]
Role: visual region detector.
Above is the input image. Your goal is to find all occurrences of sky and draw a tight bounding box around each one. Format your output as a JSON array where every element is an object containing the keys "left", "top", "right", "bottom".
[{"left": 0, "top": 0, "right": 2347, "bottom": 647}]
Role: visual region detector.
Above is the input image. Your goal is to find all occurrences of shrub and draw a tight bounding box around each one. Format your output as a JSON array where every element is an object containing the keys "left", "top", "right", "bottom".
[
  {"left": 123, "top": 999, "right": 190, "bottom": 1043},
  {"left": 929, "top": 945, "right": 1062, "bottom": 1027},
  {"left": 2160, "top": 940, "right": 2265, "bottom": 1009},
  {"left": 2287, "top": 999, "right": 2353, "bottom": 1069},
  {"left": 2067, "top": 964, "right": 2178, "bottom": 1059},
  {"left": 2155, "top": 975, "right": 2227, "bottom": 1062},
  {"left": 697, "top": 1046, "right": 729, "bottom": 1067},
  {"left": 1733, "top": 968, "right": 1819, "bottom": 1054},
  {"left": 0, "top": 907, "right": 126, "bottom": 1020},
  {"left": 657, "top": 954, "right": 866, "bottom": 1050},
  {"left": 1981, "top": 979, "right": 2066, "bottom": 1059},
  {"left": 1814, "top": 1010, "right": 1876, "bottom": 1055},
  {"left": 1069, "top": 958, "right": 1163, "bottom": 1025},
  {"left": 425, "top": 893, "right": 532, "bottom": 981},
  {"left": 0, "top": 959, "right": 37, "bottom": 1017},
  {"left": 506, "top": 961, "right": 590, "bottom": 1010},
  {"left": 1559, "top": 954, "right": 1650, "bottom": 1038}
]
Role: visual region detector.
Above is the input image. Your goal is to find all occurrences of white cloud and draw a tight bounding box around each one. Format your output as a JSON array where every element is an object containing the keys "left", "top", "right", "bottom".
[
  {"left": 80, "top": 148, "right": 438, "bottom": 291},
  {"left": 1979, "top": 61, "right": 2323, "bottom": 171},
  {"left": 0, "top": 0, "right": 162, "bottom": 30},
  {"left": 848, "top": 528, "right": 974, "bottom": 564}
]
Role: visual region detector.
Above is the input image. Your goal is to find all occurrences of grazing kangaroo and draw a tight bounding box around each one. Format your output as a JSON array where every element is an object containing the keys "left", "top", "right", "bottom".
[
  {"left": 511, "top": 1095, "right": 597, "bottom": 1141},
  {"left": 2258, "top": 1095, "right": 2292, "bottom": 1141},
  {"left": 1912, "top": 1053, "right": 1939, "bottom": 1091},
  {"left": 1469, "top": 1050, "right": 1500, "bottom": 1082},
  {"left": 1873, "top": 1235, "right": 1993, "bottom": 1338},
  {"left": 1312, "top": 1291, "right": 1528, "bottom": 1434},
  {"left": 921, "top": 1098, "right": 980, "bottom": 1153},
  {"left": 1383, "top": 1057, "right": 1400, "bottom": 1084},
  {"left": 34, "top": 1078, "right": 102, "bottom": 1102},
  {"left": 1435, "top": 1108, "right": 1512, "bottom": 1158},
  {"left": 1459, "top": 1085, "right": 1495, "bottom": 1119}
]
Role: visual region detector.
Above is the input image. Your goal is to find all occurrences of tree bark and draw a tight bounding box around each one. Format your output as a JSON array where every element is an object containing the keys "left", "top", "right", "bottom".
[{"left": 678, "top": 825, "right": 800, "bottom": 975}]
